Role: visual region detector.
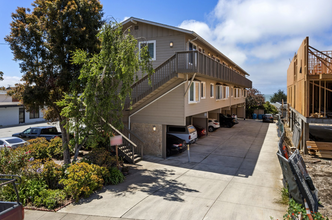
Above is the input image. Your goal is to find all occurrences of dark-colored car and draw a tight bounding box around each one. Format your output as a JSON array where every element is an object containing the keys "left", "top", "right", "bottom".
[
  {"left": 219, "top": 114, "right": 236, "bottom": 128},
  {"left": 263, "top": 114, "right": 274, "bottom": 123},
  {"left": 166, "top": 134, "right": 186, "bottom": 156},
  {"left": 227, "top": 114, "right": 239, "bottom": 124},
  {"left": 194, "top": 125, "right": 206, "bottom": 137},
  {"left": 12, "top": 126, "right": 62, "bottom": 141}
]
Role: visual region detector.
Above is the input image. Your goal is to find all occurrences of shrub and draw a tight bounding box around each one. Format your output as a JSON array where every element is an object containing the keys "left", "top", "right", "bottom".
[
  {"left": 108, "top": 167, "right": 125, "bottom": 185},
  {"left": 0, "top": 147, "right": 32, "bottom": 174},
  {"left": 48, "top": 137, "right": 63, "bottom": 159},
  {"left": 20, "top": 178, "right": 48, "bottom": 205},
  {"left": 40, "top": 159, "right": 64, "bottom": 189},
  {"left": 85, "top": 147, "right": 116, "bottom": 168},
  {"left": 34, "top": 189, "right": 66, "bottom": 209},
  {"left": 25, "top": 138, "right": 51, "bottom": 159},
  {"left": 283, "top": 199, "right": 329, "bottom": 220},
  {"left": 59, "top": 162, "right": 105, "bottom": 201}
]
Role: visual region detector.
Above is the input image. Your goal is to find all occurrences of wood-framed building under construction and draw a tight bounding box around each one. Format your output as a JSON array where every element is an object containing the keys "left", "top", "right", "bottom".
[{"left": 287, "top": 36, "right": 332, "bottom": 153}]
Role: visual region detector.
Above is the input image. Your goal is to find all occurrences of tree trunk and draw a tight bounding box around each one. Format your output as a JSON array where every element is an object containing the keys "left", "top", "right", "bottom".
[{"left": 59, "top": 117, "right": 71, "bottom": 164}]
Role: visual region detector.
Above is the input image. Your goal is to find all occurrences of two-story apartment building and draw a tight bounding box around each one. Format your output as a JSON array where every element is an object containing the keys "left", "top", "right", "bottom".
[
  {"left": 287, "top": 37, "right": 332, "bottom": 152},
  {"left": 119, "top": 17, "right": 252, "bottom": 160}
]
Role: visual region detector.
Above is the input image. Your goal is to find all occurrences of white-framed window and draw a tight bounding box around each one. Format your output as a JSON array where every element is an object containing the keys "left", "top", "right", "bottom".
[
  {"left": 210, "top": 83, "right": 214, "bottom": 98},
  {"left": 216, "top": 85, "right": 229, "bottom": 100},
  {"left": 224, "top": 86, "right": 230, "bottom": 99},
  {"left": 139, "top": 40, "right": 156, "bottom": 61},
  {"left": 201, "top": 82, "right": 206, "bottom": 99},
  {"left": 216, "top": 85, "right": 222, "bottom": 100},
  {"left": 188, "top": 81, "right": 200, "bottom": 104},
  {"left": 234, "top": 88, "right": 239, "bottom": 98}
]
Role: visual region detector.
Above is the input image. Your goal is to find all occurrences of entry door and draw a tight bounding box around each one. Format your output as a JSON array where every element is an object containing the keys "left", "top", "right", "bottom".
[
  {"left": 19, "top": 108, "right": 25, "bottom": 123},
  {"left": 188, "top": 42, "right": 197, "bottom": 68}
]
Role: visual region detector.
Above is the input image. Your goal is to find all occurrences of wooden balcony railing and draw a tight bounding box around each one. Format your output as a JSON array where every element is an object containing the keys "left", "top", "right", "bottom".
[{"left": 125, "top": 51, "right": 252, "bottom": 109}]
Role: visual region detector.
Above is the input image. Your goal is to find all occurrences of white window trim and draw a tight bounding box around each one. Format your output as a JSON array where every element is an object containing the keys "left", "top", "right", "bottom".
[
  {"left": 210, "top": 83, "right": 214, "bottom": 98},
  {"left": 201, "top": 82, "right": 206, "bottom": 99},
  {"left": 139, "top": 40, "right": 156, "bottom": 61},
  {"left": 188, "top": 81, "right": 200, "bottom": 104},
  {"left": 234, "top": 88, "right": 239, "bottom": 99}
]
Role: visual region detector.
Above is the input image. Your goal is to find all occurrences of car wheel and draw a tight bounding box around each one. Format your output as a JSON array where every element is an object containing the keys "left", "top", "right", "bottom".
[{"left": 208, "top": 126, "right": 214, "bottom": 132}]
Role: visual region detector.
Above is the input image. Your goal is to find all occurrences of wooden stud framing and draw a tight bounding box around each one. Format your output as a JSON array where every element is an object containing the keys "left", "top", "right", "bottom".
[
  {"left": 324, "top": 80, "right": 326, "bottom": 118},
  {"left": 319, "top": 80, "right": 321, "bottom": 116},
  {"left": 312, "top": 80, "right": 314, "bottom": 114}
]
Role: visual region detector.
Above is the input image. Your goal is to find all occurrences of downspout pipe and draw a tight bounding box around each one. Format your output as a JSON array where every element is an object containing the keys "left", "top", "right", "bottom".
[{"left": 129, "top": 81, "right": 186, "bottom": 130}]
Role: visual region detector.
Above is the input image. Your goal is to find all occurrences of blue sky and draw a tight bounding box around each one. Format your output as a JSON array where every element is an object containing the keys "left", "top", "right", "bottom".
[{"left": 1, "top": 0, "right": 332, "bottom": 95}]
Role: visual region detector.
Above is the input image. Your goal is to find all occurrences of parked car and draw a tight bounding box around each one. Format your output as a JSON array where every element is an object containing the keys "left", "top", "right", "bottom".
[
  {"left": 194, "top": 125, "right": 206, "bottom": 137},
  {"left": 227, "top": 114, "right": 239, "bottom": 124},
  {"left": 166, "top": 134, "right": 186, "bottom": 156},
  {"left": 167, "top": 125, "right": 197, "bottom": 144},
  {"left": 12, "top": 126, "right": 62, "bottom": 141},
  {"left": 0, "top": 137, "right": 26, "bottom": 149},
  {"left": 263, "top": 114, "right": 274, "bottom": 123},
  {"left": 219, "top": 114, "right": 236, "bottom": 128},
  {"left": 208, "top": 119, "right": 220, "bottom": 132},
  {"left": 0, "top": 175, "right": 24, "bottom": 220}
]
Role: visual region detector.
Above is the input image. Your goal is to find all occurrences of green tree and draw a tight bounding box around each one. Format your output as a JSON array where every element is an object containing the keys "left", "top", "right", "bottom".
[
  {"left": 57, "top": 20, "right": 154, "bottom": 161},
  {"left": 270, "top": 89, "right": 287, "bottom": 103},
  {"left": 245, "top": 88, "right": 265, "bottom": 118},
  {"left": 5, "top": 0, "right": 103, "bottom": 164},
  {"left": 263, "top": 101, "right": 278, "bottom": 114}
]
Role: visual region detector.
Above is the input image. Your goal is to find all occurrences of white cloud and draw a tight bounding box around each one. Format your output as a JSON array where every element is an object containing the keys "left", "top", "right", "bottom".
[
  {"left": 122, "top": 16, "right": 130, "bottom": 22},
  {"left": 0, "top": 76, "right": 21, "bottom": 88},
  {"left": 178, "top": 0, "right": 332, "bottom": 93}
]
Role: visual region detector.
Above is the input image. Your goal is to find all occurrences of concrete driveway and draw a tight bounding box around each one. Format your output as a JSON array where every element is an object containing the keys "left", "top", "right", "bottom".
[{"left": 25, "top": 120, "right": 286, "bottom": 220}]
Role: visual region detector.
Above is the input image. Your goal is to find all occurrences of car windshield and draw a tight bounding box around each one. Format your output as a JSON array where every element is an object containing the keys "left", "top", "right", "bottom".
[
  {"left": 266, "top": 114, "right": 272, "bottom": 117},
  {"left": 5, "top": 138, "right": 24, "bottom": 144}
]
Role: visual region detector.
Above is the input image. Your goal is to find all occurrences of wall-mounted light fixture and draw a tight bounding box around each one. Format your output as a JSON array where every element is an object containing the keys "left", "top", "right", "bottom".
[
  {"left": 169, "top": 41, "right": 173, "bottom": 48},
  {"left": 153, "top": 125, "right": 156, "bottom": 131},
  {"left": 208, "top": 52, "right": 211, "bottom": 56}
]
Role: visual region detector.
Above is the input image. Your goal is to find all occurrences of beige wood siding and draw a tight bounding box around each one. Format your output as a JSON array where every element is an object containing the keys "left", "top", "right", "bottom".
[
  {"left": 185, "top": 77, "right": 246, "bottom": 116},
  {"left": 126, "top": 22, "right": 186, "bottom": 79},
  {"left": 131, "top": 84, "right": 185, "bottom": 125}
]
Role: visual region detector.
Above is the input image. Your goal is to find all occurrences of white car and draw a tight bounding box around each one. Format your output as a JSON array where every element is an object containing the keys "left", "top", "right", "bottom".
[
  {"left": 167, "top": 125, "right": 198, "bottom": 144},
  {"left": 208, "top": 119, "right": 220, "bottom": 132},
  {"left": 0, "top": 137, "right": 27, "bottom": 149}
]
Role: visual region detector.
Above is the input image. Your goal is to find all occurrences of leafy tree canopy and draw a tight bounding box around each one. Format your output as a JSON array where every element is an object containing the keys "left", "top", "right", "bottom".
[
  {"left": 5, "top": 0, "right": 104, "bottom": 164},
  {"left": 57, "top": 20, "right": 154, "bottom": 160},
  {"left": 270, "top": 89, "right": 287, "bottom": 103}
]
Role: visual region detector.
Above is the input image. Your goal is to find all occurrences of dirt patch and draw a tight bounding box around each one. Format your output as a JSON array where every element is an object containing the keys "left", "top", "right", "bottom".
[
  {"left": 284, "top": 124, "right": 332, "bottom": 218},
  {"left": 302, "top": 155, "right": 332, "bottom": 218}
]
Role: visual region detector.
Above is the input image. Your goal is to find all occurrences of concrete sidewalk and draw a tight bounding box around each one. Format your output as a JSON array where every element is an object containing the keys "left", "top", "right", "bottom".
[{"left": 25, "top": 120, "right": 286, "bottom": 220}]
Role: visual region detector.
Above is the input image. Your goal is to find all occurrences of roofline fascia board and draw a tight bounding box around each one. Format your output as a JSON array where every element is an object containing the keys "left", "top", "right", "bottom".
[{"left": 122, "top": 17, "right": 249, "bottom": 76}]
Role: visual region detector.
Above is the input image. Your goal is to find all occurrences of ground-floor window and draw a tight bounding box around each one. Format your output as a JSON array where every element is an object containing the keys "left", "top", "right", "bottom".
[{"left": 189, "top": 81, "right": 200, "bottom": 103}]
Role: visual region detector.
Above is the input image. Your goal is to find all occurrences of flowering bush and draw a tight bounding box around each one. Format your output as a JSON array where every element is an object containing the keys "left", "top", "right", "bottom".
[
  {"left": 59, "top": 162, "right": 106, "bottom": 201},
  {"left": 0, "top": 147, "right": 32, "bottom": 174},
  {"left": 84, "top": 147, "right": 116, "bottom": 168}
]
